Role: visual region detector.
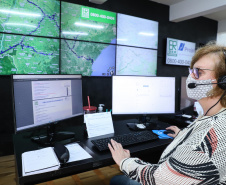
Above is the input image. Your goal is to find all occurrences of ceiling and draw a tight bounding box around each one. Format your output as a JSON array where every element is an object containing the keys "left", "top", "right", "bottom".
[{"left": 150, "top": 0, "right": 226, "bottom": 22}]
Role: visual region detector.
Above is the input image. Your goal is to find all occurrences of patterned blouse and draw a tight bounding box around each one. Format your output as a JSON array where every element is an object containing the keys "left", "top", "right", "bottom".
[{"left": 120, "top": 108, "right": 226, "bottom": 185}]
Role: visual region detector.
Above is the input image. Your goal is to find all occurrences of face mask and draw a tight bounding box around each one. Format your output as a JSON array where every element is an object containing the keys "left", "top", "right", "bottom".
[{"left": 186, "top": 75, "right": 216, "bottom": 100}]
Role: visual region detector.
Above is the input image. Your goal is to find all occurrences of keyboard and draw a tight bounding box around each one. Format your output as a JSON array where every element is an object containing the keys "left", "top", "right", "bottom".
[{"left": 91, "top": 130, "right": 159, "bottom": 151}]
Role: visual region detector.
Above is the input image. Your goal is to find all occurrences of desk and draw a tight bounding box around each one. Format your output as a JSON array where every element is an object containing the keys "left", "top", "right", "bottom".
[{"left": 13, "top": 119, "right": 172, "bottom": 185}]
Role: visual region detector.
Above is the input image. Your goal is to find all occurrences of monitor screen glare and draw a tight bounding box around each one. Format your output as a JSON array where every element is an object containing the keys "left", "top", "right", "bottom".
[
  {"left": 112, "top": 76, "right": 175, "bottom": 115},
  {"left": 12, "top": 75, "right": 83, "bottom": 132}
]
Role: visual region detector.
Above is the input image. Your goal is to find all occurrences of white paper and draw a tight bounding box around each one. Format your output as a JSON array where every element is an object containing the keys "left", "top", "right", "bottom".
[
  {"left": 84, "top": 112, "right": 114, "bottom": 138},
  {"left": 65, "top": 143, "right": 92, "bottom": 162},
  {"left": 22, "top": 147, "right": 60, "bottom": 176}
]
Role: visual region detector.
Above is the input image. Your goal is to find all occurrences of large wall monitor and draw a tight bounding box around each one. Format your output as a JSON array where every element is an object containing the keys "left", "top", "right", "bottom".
[
  {"left": 0, "top": 1, "right": 159, "bottom": 76},
  {"left": 0, "top": 0, "right": 60, "bottom": 37},
  {"left": 116, "top": 46, "right": 157, "bottom": 76},
  {"left": 112, "top": 76, "right": 175, "bottom": 115},
  {"left": 12, "top": 74, "right": 83, "bottom": 132},
  {"left": 117, "top": 13, "right": 158, "bottom": 49},
  {"left": 61, "top": 40, "right": 116, "bottom": 76},
  {"left": 0, "top": 33, "right": 60, "bottom": 75},
  {"left": 61, "top": 2, "right": 116, "bottom": 44},
  {"left": 166, "top": 38, "right": 196, "bottom": 66}
]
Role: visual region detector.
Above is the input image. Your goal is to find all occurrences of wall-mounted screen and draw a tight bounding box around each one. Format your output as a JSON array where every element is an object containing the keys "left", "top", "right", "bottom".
[
  {"left": 61, "top": 2, "right": 116, "bottom": 44},
  {"left": 117, "top": 13, "right": 158, "bottom": 49},
  {"left": 116, "top": 46, "right": 157, "bottom": 76},
  {"left": 166, "top": 38, "right": 196, "bottom": 66},
  {"left": 0, "top": 0, "right": 60, "bottom": 37},
  {"left": 61, "top": 40, "right": 116, "bottom": 76},
  {"left": 0, "top": 33, "right": 59, "bottom": 75}
]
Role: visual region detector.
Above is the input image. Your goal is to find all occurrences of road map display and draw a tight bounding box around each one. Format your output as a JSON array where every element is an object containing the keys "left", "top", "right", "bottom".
[
  {"left": 61, "top": 40, "right": 116, "bottom": 76},
  {"left": 61, "top": 2, "right": 116, "bottom": 44},
  {"left": 0, "top": 33, "right": 59, "bottom": 74},
  {"left": 0, "top": 0, "right": 60, "bottom": 37},
  {"left": 116, "top": 45, "right": 157, "bottom": 76},
  {"left": 117, "top": 13, "right": 158, "bottom": 49}
]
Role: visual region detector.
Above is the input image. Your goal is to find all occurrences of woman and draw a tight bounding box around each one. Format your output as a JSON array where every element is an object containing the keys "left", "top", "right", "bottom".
[{"left": 108, "top": 43, "right": 226, "bottom": 185}]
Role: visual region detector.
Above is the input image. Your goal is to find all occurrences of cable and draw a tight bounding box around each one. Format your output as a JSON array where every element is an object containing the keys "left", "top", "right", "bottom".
[{"left": 204, "top": 91, "right": 226, "bottom": 116}]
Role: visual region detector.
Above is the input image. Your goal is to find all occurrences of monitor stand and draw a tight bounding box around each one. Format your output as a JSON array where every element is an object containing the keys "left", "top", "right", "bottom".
[
  {"left": 31, "top": 122, "right": 75, "bottom": 146},
  {"left": 126, "top": 115, "right": 158, "bottom": 131},
  {"left": 139, "top": 115, "right": 157, "bottom": 130}
]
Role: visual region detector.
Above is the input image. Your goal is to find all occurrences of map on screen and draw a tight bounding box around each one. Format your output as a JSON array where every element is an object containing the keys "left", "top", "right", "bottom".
[
  {"left": 61, "top": 40, "right": 116, "bottom": 76},
  {"left": 0, "top": 33, "right": 59, "bottom": 74},
  {"left": 117, "top": 13, "right": 158, "bottom": 49},
  {"left": 116, "top": 45, "right": 157, "bottom": 76},
  {"left": 61, "top": 2, "right": 116, "bottom": 44},
  {"left": 0, "top": 0, "right": 60, "bottom": 37}
]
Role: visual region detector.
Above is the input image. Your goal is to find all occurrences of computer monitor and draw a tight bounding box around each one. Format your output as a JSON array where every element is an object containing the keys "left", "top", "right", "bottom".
[
  {"left": 112, "top": 76, "right": 175, "bottom": 123},
  {"left": 12, "top": 74, "right": 83, "bottom": 145},
  {"left": 180, "top": 76, "right": 196, "bottom": 110}
]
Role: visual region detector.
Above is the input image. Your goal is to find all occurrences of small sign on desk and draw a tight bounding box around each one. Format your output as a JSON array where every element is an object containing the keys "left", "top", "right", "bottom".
[{"left": 84, "top": 112, "right": 114, "bottom": 138}]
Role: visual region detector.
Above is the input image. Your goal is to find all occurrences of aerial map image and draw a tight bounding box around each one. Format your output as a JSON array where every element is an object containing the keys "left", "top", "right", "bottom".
[
  {"left": 61, "top": 40, "right": 116, "bottom": 76},
  {"left": 0, "top": 0, "right": 60, "bottom": 74},
  {"left": 61, "top": 2, "right": 116, "bottom": 76}
]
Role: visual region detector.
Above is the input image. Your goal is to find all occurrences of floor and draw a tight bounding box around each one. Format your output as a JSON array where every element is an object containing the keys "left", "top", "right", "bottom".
[{"left": 0, "top": 155, "right": 123, "bottom": 185}]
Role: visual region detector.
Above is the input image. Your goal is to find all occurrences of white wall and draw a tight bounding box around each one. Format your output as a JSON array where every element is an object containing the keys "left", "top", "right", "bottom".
[{"left": 217, "top": 19, "right": 226, "bottom": 46}]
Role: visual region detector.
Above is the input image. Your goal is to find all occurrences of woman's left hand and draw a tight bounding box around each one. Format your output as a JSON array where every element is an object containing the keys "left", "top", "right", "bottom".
[{"left": 108, "top": 139, "right": 130, "bottom": 166}]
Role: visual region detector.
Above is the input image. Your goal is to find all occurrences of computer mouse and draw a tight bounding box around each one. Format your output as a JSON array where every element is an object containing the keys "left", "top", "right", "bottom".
[
  {"left": 163, "top": 130, "right": 175, "bottom": 135},
  {"left": 53, "top": 143, "right": 70, "bottom": 164}
]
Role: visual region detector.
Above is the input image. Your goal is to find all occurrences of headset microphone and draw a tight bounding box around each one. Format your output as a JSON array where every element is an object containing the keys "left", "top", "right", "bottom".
[
  {"left": 188, "top": 82, "right": 217, "bottom": 89},
  {"left": 188, "top": 76, "right": 226, "bottom": 90}
]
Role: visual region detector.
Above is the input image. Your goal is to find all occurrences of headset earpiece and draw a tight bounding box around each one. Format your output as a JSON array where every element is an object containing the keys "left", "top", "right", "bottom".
[{"left": 218, "top": 76, "right": 226, "bottom": 90}]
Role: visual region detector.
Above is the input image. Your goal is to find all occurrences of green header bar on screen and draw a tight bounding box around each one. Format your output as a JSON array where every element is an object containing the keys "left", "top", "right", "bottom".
[{"left": 81, "top": 6, "right": 116, "bottom": 24}]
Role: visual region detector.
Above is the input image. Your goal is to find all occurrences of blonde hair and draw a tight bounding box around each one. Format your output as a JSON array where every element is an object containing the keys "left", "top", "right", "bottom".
[{"left": 190, "top": 41, "right": 226, "bottom": 107}]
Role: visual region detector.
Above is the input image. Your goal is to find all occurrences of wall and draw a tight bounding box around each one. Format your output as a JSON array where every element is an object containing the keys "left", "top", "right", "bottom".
[
  {"left": 217, "top": 19, "right": 226, "bottom": 46},
  {"left": 0, "top": 0, "right": 217, "bottom": 156}
]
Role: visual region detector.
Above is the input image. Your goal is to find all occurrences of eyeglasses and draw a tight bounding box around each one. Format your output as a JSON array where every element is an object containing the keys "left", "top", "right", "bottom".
[{"left": 188, "top": 67, "right": 214, "bottom": 79}]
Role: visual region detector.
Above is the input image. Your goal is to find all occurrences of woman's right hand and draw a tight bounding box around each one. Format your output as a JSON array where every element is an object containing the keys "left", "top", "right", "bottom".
[{"left": 165, "top": 126, "right": 181, "bottom": 138}]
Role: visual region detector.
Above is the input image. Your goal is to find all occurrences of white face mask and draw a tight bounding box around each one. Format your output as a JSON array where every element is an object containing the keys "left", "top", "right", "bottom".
[{"left": 186, "top": 75, "right": 216, "bottom": 100}]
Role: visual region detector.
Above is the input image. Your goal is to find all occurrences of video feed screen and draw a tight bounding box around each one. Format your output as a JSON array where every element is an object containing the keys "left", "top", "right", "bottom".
[
  {"left": 61, "top": 40, "right": 116, "bottom": 76},
  {"left": 116, "top": 45, "right": 157, "bottom": 76},
  {"left": 0, "top": 0, "right": 60, "bottom": 37},
  {"left": 117, "top": 13, "right": 158, "bottom": 49},
  {"left": 61, "top": 2, "right": 116, "bottom": 44},
  {"left": 0, "top": 33, "right": 59, "bottom": 74}
]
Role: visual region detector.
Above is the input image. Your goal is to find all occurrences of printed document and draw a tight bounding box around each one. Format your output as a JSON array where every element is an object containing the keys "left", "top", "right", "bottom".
[
  {"left": 84, "top": 112, "right": 114, "bottom": 138},
  {"left": 22, "top": 147, "right": 60, "bottom": 176},
  {"left": 65, "top": 143, "right": 92, "bottom": 162},
  {"left": 22, "top": 143, "right": 93, "bottom": 176}
]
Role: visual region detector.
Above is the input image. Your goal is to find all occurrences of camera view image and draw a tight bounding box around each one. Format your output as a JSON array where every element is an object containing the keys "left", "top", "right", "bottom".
[
  {"left": 0, "top": 0, "right": 60, "bottom": 37},
  {"left": 61, "top": 40, "right": 116, "bottom": 76},
  {"left": 0, "top": 33, "right": 59, "bottom": 74}
]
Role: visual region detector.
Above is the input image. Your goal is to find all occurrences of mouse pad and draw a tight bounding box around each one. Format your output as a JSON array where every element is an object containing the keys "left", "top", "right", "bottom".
[{"left": 152, "top": 130, "right": 173, "bottom": 139}]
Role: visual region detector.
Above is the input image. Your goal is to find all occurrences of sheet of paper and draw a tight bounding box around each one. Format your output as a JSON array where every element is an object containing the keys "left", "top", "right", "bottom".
[
  {"left": 84, "top": 112, "right": 114, "bottom": 138},
  {"left": 22, "top": 147, "right": 60, "bottom": 176},
  {"left": 66, "top": 143, "right": 92, "bottom": 162}
]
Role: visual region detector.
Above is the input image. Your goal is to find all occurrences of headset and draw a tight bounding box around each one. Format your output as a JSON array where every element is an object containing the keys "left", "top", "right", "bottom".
[{"left": 188, "top": 50, "right": 226, "bottom": 90}]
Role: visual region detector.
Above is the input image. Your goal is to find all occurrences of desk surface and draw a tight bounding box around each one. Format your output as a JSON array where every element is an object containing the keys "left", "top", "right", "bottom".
[{"left": 14, "top": 118, "right": 172, "bottom": 185}]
